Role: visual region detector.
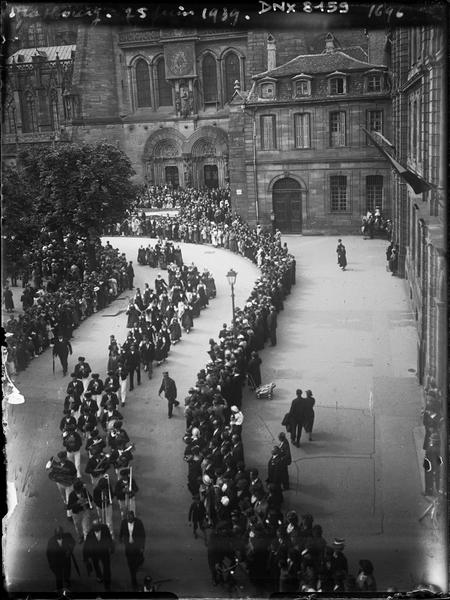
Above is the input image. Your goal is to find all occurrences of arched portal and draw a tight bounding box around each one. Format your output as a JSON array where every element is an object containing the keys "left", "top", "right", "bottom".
[
  {"left": 272, "top": 177, "right": 303, "bottom": 233},
  {"left": 142, "top": 128, "right": 185, "bottom": 187},
  {"left": 185, "top": 126, "right": 229, "bottom": 188}
]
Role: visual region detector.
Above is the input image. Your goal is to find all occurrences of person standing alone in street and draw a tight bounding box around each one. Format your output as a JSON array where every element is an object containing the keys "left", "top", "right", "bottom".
[
  {"left": 336, "top": 239, "right": 347, "bottom": 271},
  {"left": 289, "top": 389, "right": 306, "bottom": 447},
  {"left": 119, "top": 510, "right": 146, "bottom": 590},
  {"left": 159, "top": 371, "right": 179, "bottom": 418},
  {"left": 52, "top": 335, "right": 73, "bottom": 376}
]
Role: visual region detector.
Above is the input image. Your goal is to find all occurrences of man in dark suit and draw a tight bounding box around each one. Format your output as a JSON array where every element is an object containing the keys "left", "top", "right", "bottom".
[
  {"left": 231, "top": 434, "right": 245, "bottom": 465},
  {"left": 83, "top": 519, "right": 114, "bottom": 590},
  {"left": 127, "top": 344, "right": 141, "bottom": 391},
  {"left": 46, "top": 526, "right": 76, "bottom": 591},
  {"left": 289, "top": 389, "right": 306, "bottom": 447},
  {"left": 278, "top": 431, "right": 292, "bottom": 490},
  {"left": 266, "top": 306, "right": 278, "bottom": 346},
  {"left": 119, "top": 510, "right": 146, "bottom": 590},
  {"left": 74, "top": 356, "right": 92, "bottom": 392},
  {"left": 52, "top": 335, "right": 72, "bottom": 376},
  {"left": 139, "top": 335, "right": 155, "bottom": 379},
  {"left": 266, "top": 446, "right": 285, "bottom": 487},
  {"left": 158, "top": 371, "right": 179, "bottom": 418}
]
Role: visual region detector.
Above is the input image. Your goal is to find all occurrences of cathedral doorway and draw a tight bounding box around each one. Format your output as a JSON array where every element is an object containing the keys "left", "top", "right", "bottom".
[
  {"left": 204, "top": 164, "right": 218, "bottom": 189},
  {"left": 165, "top": 166, "right": 180, "bottom": 188},
  {"left": 272, "top": 177, "right": 302, "bottom": 233}
]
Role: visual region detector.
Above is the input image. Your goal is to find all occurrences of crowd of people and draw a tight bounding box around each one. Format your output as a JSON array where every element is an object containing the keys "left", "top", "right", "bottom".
[
  {"left": 106, "top": 186, "right": 286, "bottom": 265},
  {"left": 5, "top": 182, "right": 395, "bottom": 593},
  {"left": 361, "top": 207, "right": 392, "bottom": 239},
  {"left": 3, "top": 233, "right": 135, "bottom": 374},
  {"left": 176, "top": 234, "right": 377, "bottom": 592},
  {"left": 45, "top": 244, "right": 216, "bottom": 592}
]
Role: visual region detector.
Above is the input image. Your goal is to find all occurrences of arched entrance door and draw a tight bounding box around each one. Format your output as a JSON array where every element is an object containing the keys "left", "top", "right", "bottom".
[
  {"left": 165, "top": 166, "right": 179, "bottom": 188},
  {"left": 204, "top": 165, "right": 218, "bottom": 188},
  {"left": 272, "top": 178, "right": 302, "bottom": 233}
]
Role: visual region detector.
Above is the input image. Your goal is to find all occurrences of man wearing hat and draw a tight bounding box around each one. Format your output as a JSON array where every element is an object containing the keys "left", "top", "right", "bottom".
[
  {"left": 62, "top": 423, "right": 83, "bottom": 478},
  {"left": 85, "top": 448, "right": 111, "bottom": 486},
  {"left": 278, "top": 432, "right": 292, "bottom": 490},
  {"left": 52, "top": 335, "right": 73, "bottom": 376},
  {"left": 83, "top": 519, "right": 114, "bottom": 590},
  {"left": 266, "top": 306, "right": 278, "bottom": 346},
  {"left": 267, "top": 446, "right": 285, "bottom": 488},
  {"left": 46, "top": 451, "right": 77, "bottom": 518},
  {"left": 289, "top": 389, "right": 307, "bottom": 447},
  {"left": 127, "top": 344, "right": 141, "bottom": 391},
  {"left": 117, "top": 365, "right": 129, "bottom": 407},
  {"left": 104, "top": 370, "right": 120, "bottom": 395},
  {"left": 99, "top": 387, "right": 119, "bottom": 420},
  {"left": 74, "top": 357, "right": 92, "bottom": 392},
  {"left": 67, "top": 479, "right": 94, "bottom": 543},
  {"left": 87, "top": 373, "right": 104, "bottom": 409},
  {"left": 423, "top": 433, "right": 443, "bottom": 496},
  {"left": 46, "top": 526, "right": 76, "bottom": 592},
  {"left": 158, "top": 371, "right": 179, "bottom": 418},
  {"left": 115, "top": 468, "right": 139, "bottom": 519},
  {"left": 81, "top": 392, "right": 99, "bottom": 417},
  {"left": 85, "top": 429, "right": 106, "bottom": 456},
  {"left": 119, "top": 510, "right": 146, "bottom": 590},
  {"left": 139, "top": 335, "right": 155, "bottom": 379},
  {"left": 331, "top": 538, "right": 348, "bottom": 588},
  {"left": 188, "top": 494, "right": 206, "bottom": 539},
  {"left": 93, "top": 475, "right": 115, "bottom": 539},
  {"left": 66, "top": 373, "right": 84, "bottom": 403}
]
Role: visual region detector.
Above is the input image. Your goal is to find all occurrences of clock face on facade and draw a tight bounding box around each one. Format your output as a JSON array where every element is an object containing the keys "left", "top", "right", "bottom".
[{"left": 170, "top": 50, "right": 190, "bottom": 76}]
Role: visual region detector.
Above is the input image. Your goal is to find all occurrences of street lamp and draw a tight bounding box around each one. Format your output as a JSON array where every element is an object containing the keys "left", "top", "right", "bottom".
[{"left": 226, "top": 268, "right": 238, "bottom": 327}]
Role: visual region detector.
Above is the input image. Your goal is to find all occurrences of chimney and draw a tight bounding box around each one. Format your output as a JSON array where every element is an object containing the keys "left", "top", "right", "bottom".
[
  {"left": 267, "top": 34, "right": 276, "bottom": 70},
  {"left": 325, "top": 32, "right": 335, "bottom": 53}
]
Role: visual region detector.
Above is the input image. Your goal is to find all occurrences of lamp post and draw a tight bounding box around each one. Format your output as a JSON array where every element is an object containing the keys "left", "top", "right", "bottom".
[{"left": 226, "top": 268, "right": 238, "bottom": 328}]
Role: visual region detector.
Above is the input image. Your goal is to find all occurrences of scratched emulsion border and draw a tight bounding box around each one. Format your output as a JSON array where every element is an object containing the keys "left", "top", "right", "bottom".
[{"left": 1, "top": 0, "right": 448, "bottom": 599}]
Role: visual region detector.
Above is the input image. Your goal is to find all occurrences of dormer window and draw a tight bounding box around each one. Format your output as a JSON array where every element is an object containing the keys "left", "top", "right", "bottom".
[
  {"left": 259, "top": 77, "right": 277, "bottom": 100},
  {"left": 365, "top": 70, "right": 384, "bottom": 93},
  {"left": 296, "top": 80, "right": 309, "bottom": 96},
  {"left": 329, "top": 76, "right": 346, "bottom": 95},
  {"left": 292, "top": 73, "right": 312, "bottom": 98}
]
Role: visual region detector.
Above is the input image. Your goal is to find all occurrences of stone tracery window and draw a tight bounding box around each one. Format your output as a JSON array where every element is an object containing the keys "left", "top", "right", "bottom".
[
  {"left": 20, "top": 89, "right": 37, "bottom": 133},
  {"left": 135, "top": 58, "right": 152, "bottom": 107},
  {"left": 202, "top": 54, "right": 218, "bottom": 104},
  {"left": 223, "top": 51, "right": 240, "bottom": 103},
  {"left": 50, "top": 89, "right": 59, "bottom": 130},
  {"left": 4, "top": 95, "right": 17, "bottom": 134}
]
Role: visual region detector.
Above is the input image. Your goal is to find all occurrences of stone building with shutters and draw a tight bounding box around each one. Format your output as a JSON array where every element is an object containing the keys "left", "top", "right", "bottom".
[{"left": 228, "top": 32, "right": 393, "bottom": 233}]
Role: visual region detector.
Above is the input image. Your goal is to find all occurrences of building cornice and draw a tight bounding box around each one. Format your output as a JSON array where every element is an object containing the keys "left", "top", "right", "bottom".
[
  {"left": 244, "top": 157, "right": 391, "bottom": 166},
  {"left": 245, "top": 93, "right": 390, "bottom": 108}
]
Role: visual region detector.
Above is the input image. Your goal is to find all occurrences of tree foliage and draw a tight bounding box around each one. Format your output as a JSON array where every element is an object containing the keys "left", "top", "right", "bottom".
[
  {"left": 4, "top": 141, "right": 137, "bottom": 242},
  {"left": 2, "top": 163, "right": 40, "bottom": 261}
]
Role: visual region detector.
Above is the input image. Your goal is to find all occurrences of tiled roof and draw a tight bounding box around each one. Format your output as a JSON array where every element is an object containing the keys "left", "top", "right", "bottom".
[
  {"left": 253, "top": 50, "right": 386, "bottom": 79},
  {"left": 340, "top": 46, "right": 369, "bottom": 62},
  {"left": 7, "top": 45, "right": 76, "bottom": 64}
]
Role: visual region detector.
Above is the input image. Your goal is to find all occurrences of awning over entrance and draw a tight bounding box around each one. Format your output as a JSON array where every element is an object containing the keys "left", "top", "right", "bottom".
[{"left": 362, "top": 128, "right": 434, "bottom": 195}]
